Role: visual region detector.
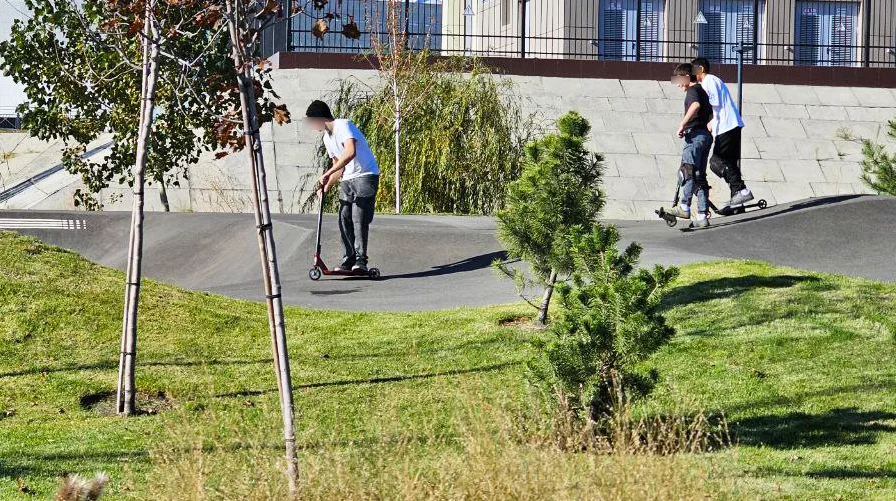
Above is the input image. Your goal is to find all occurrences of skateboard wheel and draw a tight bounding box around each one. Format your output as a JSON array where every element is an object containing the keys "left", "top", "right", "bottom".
[
  {"left": 368, "top": 268, "right": 381, "bottom": 279},
  {"left": 666, "top": 218, "right": 677, "bottom": 228},
  {"left": 758, "top": 199, "right": 767, "bottom": 209},
  {"left": 308, "top": 267, "right": 322, "bottom": 281}
]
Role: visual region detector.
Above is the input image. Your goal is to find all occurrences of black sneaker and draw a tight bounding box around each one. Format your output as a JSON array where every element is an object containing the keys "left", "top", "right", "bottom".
[
  {"left": 351, "top": 263, "right": 368, "bottom": 273},
  {"left": 334, "top": 259, "right": 355, "bottom": 272}
]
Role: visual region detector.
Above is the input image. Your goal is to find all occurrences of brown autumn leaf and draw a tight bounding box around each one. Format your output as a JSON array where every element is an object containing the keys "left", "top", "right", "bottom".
[
  {"left": 273, "top": 104, "right": 291, "bottom": 125},
  {"left": 292, "top": 5, "right": 304, "bottom": 14},
  {"left": 194, "top": 5, "right": 223, "bottom": 27},
  {"left": 342, "top": 17, "right": 361, "bottom": 40},
  {"left": 126, "top": 17, "right": 144, "bottom": 37},
  {"left": 312, "top": 18, "right": 329, "bottom": 39}
]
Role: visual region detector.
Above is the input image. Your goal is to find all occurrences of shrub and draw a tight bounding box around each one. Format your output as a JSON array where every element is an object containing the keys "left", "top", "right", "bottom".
[
  {"left": 309, "top": 58, "right": 538, "bottom": 215},
  {"left": 495, "top": 111, "right": 605, "bottom": 325},
  {"left": 861, "top": 119, "right": 896, "bottom": 195},
  {"left": 529, "top": 225, "right": 679, "bottom": 422}
]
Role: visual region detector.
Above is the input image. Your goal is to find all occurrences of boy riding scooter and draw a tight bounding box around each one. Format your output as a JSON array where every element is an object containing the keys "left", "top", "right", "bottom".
[
  {"left": 662, "top": 63, "right": 713, "bottom": 228},
  {"left": 691, "top": 57, "right": 754, "bottom": 210},
  {"left": 305, "top": 100, "right": 380, "bottom": 274}
]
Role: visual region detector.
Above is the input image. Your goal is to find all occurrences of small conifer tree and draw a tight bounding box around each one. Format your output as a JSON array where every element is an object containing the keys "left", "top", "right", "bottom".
[
  {"left": 861, "top": 119, "right": 896, "bottom": 195},
  {"left": 495, "top": 111, "right": 605, "bottom": 325},
  {"left": 529, "top": 225, "right": 679, "bottom": 422}
]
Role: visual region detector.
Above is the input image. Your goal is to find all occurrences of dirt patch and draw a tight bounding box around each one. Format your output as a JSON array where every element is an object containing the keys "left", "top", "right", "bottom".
[
  {"left": 498, "top": 315, "right": 541, "bottom": 330},
  {"left": 80, "top": 390, "right": 173, "bottom": 416}
]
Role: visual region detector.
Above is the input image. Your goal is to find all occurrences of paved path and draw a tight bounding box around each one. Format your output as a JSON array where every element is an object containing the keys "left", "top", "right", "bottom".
[{"left": 3, "top": 195, "right": 894, "bottom": 311}]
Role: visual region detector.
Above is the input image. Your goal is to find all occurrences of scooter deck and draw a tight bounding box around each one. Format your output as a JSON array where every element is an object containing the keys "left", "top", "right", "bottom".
[{"left": 656, "top": 199, "right": 769, "bottom": 229}]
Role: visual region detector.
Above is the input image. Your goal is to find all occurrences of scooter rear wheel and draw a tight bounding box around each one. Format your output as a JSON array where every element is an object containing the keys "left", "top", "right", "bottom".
[
  {"left": 368, "top": 268, "right": 381, "bottom": 279},
  {"left": 758, "top": 199, "right": 768, "bottom": 209},
  {"left": 309, "top": 267, "right": 322, "bottom": 281}
]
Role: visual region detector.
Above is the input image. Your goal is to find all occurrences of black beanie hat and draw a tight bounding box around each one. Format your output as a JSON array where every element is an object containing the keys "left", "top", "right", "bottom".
[{"left": 306, "top": 100, "right": 334, "bottom": 120}]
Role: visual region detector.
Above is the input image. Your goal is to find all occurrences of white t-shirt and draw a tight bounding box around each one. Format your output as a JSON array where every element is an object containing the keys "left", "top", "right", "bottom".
[
  {"left": 322, "top": 119, "right": 379, "bottom": 181},
  {"left": 701, "top": 74, "right": 745, "bottom": 136}
]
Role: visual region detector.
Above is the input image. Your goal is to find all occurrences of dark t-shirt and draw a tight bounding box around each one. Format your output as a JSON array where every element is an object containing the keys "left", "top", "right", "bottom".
[{"left": 683, "top": 84, "right": 712, "bottom": 131}]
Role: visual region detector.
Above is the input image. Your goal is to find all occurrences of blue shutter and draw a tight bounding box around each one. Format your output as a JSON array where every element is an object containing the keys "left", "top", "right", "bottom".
[
  {"left": 600, "top": 1, "right": 627, "bottom": 60},
  {"left": 700, "top": 5, "right": 726, "bottom": 63},
  {"left": 796, "top": 3, "right": 821, "bottom": 65},
  {"left": 829, "top": 5, "right": 856, "bottom": 66},
  {"left": 639, "top": 0, "right": 663, "bottom": 61},
  {"left": 795, "top": 1, "right": 857, "bottom": 66}
]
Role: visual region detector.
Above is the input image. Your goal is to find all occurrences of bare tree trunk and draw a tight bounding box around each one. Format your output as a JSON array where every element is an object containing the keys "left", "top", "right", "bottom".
[
  {"left": 116, "top": 2, "right": 161, "bottom": 416},
  {"left": 536, "top": 269, "right": 557, "bottom": 326},
  {"left": 225, "top": 0, "right": 298, "bottom": 493},
  {"left": 159, "top": 179, "right": 170, "bottom": 212},
  {"left": 393, "top": 99, "right": 401, "bottom": 214}
]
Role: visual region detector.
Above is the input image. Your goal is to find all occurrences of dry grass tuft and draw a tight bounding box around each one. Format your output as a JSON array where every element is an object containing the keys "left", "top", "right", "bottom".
[
  {"left": 547, "top": 384, "right": 731, "bottom": 457},
  {"left": 54, "top": 472, "right": 109, "bottom": 501},
  {"left": 147, "top": 396, "right": 737, "bottom": 501}
]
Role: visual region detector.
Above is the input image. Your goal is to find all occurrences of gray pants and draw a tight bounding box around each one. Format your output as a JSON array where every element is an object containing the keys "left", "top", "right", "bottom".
[{"left": 338, "top": 175, "right": 379, "bottom": 267}]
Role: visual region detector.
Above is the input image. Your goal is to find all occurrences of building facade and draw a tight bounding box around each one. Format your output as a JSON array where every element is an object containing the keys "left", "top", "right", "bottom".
[{"left": 440, "top": 0, "right": 896, "bottom": 66}]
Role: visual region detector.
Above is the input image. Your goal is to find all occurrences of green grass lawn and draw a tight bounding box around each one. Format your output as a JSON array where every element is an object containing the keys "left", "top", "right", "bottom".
[{"left": 1, "top": 231, "right": 896, "bottom": 500}]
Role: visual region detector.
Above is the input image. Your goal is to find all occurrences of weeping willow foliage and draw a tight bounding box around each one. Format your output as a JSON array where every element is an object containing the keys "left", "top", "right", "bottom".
[{"left": 312, "top": 59, "right": 539, "bottom": 215}]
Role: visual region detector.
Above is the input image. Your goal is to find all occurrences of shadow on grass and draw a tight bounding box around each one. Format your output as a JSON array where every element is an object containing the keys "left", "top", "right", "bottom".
[
  {"left": 734, "top": 407, "right": 896, "bottom": 449},
  {"left": 0, "top": 450, "right": 148, "bottom": 478},
  {"left": 661, "top": 274, "right": 821, "bottom": 309},
  {"left": 217, "top": 360, "right": 522, "bottom": 398},
  {"left": 0, "top": 358, "right": 273, "bottom": 379}
]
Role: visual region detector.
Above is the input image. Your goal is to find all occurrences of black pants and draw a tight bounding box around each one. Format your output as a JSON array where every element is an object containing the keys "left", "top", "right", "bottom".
[
  {"left": 711, "top": 127, "right": 747, "bottom": 197},
  {"left": 338, "top": 175, "right": 379, "bottom": 266}
]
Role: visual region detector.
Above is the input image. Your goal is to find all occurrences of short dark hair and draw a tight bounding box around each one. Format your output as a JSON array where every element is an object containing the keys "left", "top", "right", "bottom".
[
  {"left": 305, "top": 100, "right": 334, "bottom": 120},
  {"left": 673, "top": 63, "right": 696, "bottom": 82},
  {"left": 690, "top": 57, "right": 711, "bottom": 73}
]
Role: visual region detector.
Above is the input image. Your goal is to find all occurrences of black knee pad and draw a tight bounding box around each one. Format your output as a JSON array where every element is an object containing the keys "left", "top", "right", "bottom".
[{"left": 710, "top": 156, "right": 728, "bottom": 179}]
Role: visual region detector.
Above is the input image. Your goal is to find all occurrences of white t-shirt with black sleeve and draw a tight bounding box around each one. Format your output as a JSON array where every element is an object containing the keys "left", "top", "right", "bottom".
[
  {"left": 322, "top": 119, "right": 380, "bottom": 181},
  {"left": 700, "top": 74, "right": 745, "bottom": 136}
]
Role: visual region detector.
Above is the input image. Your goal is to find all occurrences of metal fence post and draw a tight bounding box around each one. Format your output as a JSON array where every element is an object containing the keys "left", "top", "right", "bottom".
[
  {"left": 519, "top": 0, "right": 527, "bottom": 58},
  {"left": 752, "top": 0, "right": 760, "bottom": 64},
  {"left": 737, "top": 42, "right": 744, "bottom": 112},
  {"left": 635, "top": 0, "right": 642, "bottom": 62},
  {"left": 863, "top": 0, "right": 872, "bottom": 67}
]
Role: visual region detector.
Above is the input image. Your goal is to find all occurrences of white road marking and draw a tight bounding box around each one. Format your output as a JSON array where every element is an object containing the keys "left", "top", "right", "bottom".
[{"left": 0, "top": 218, "right": 87, "bottom": 230}]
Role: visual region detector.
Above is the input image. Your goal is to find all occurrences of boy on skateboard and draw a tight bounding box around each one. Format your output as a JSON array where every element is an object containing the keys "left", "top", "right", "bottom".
[
  {"left": 305, "top": 100, "right": 380, "bottom": 273},
  {"left": 664, "top": 63, "right": 713, "bottom": 229},
  {"left": 690, "top": 57, "right": 754, "bottom": 210}
]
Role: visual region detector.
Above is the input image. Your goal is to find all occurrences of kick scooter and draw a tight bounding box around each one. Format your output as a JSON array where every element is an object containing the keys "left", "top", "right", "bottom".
[
  {"left": 308, "top": 188, "right": 381, "bottom": 280},
  {"left": 655, "top": 172, "right": 767, "bottom": 228}
]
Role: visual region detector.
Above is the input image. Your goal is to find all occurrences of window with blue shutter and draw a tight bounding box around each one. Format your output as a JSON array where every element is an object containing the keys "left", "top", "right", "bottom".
[
  {"left": 598, "top": 0, "right": 665, "bottom": 61},
  {"left": 795, "top": 1, "right": 858, "bottom": 66},
  {"left": 698, "top": 0, "right": 764, "bottom": 64}
]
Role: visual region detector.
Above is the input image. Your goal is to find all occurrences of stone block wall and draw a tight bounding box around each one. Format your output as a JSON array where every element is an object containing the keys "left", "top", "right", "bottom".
[{"left": 2, "top": 67, "right": 891, "bottom": 218}]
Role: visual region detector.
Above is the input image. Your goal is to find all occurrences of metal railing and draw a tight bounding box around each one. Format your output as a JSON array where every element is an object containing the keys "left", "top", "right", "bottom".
[
  {"left": 0, "top": 107, "right": 22, "bottom": 129},
  {"left": 262, "top": 0, "right": 896, "bottom": 68}
]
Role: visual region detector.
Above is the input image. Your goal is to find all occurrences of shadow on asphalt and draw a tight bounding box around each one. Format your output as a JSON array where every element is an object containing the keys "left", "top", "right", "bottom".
[
  {"left": 683, "top": 194, "right": 865, "bottom": 232},
  {"left": 376, "top": 251, "right": 509, "bottom": 281},
  {"left": 215, "top": 360, "right": 521, "bottom": 398},
  {"left": 661, "top": 274, "right": 821, "bottom": 308}
]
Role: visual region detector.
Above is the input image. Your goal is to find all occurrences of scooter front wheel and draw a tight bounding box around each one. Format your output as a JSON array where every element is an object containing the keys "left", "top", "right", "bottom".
[
  {"left": 368, "top": 268, "right": 381, "bottom": 279},
  {"left": 309, "top": 267, "right": 322, "bottom": 281}
]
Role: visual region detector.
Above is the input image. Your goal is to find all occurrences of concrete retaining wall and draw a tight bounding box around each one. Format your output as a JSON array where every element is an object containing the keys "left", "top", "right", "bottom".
[{"left": 2, "top": 67, "right": 891, "bottom": 218}]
